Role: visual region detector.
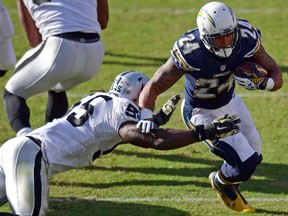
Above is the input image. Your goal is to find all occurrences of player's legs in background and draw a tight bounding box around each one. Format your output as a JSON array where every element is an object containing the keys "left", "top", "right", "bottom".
[
  {"left": 3, "top": 37, "right": 71, "bottom": 136},
  {"left": 46, "top": 90, "right": 68, "bottom": 123},
  {"left": 46, "top": 39, "right": 104, "bottom": 122}
]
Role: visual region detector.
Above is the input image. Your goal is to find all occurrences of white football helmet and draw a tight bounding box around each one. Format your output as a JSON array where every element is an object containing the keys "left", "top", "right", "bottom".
[
  {"left": 197, "top": 2, "right": 239, "bottom": 58},
  {"left": 109, "top": 71, "right": 149, "bottom": 103}
]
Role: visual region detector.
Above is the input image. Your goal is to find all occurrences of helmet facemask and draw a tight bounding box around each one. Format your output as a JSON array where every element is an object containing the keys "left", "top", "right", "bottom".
[{"left": 202, "top": 26, "right": 240, "bottom": 58}]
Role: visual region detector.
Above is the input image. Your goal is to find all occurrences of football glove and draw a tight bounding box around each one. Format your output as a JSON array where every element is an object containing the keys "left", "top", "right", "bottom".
[
  {"left": 136, "top": 108, "right": 156, "bottom": 133},
  {"left": 234, "top": 64, "right": 268, "bottom": 90},
  {"left": 136, "top": 95, "right": 181, "bottom": 133},
  {"left": 153, "top": 95, "right": 181, "bottom": 126},
  {"left": 193, "top": 114, "right": 241, "bottom": 141}
]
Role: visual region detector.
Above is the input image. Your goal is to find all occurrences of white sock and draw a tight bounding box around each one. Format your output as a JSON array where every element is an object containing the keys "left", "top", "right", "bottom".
[{"left": 16, "top": 127, "right": 32, "bottom": 137}]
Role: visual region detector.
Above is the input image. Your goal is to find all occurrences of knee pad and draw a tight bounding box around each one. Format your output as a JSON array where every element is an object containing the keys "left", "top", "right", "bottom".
[
  {"left": 210, "top": 140, "right": 260, "bottom": 183},
  {"left": 221, "top": 152, "right": 260, "bottom": 183},
  {"left": 236, "top": 152, "right": 259, "bottom": 182}
]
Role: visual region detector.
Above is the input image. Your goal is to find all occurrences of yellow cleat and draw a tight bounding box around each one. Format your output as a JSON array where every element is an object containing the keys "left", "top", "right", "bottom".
[{"left": 209, "top": 172, "right": 255, "bottom": 213}]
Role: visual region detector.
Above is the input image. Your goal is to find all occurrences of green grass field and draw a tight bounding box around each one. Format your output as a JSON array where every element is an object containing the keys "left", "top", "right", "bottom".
[{"left": 1, "top": 0, "right": 288, "bottom": 215}]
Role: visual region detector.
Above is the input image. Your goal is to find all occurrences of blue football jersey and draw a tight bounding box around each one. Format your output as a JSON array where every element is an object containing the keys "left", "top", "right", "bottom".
[{"left": 171, "top": 19, "right": 262, "bottom": 109}]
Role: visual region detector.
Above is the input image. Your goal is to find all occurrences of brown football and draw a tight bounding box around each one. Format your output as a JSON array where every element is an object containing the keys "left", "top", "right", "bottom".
[{"left": 234, "top": 61, "right": 268, "bottom": 77}]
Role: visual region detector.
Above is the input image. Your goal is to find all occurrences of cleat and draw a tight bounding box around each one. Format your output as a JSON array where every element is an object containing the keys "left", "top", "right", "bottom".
[{"left": 209, "top": 172, "right": 255, "bottom": 213}]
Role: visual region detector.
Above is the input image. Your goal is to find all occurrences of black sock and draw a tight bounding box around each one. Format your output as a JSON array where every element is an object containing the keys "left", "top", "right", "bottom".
[
  {"left": 0, "top": 70, "right": 7, "bottom": 77},
  {"left": 46, "top": 90, "right": 68, "bottom": 123},
  {"left": 3, "top": 89, "right": 31, "bottom": 132}
]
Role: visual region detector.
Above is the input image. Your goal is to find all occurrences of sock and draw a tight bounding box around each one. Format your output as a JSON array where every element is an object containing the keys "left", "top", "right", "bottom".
[
  {"left": 46, "top": 90, "right": 68, "bottom": 122},
  {"left": 3, "top": 89, "right": 31, "bottom": 133}
]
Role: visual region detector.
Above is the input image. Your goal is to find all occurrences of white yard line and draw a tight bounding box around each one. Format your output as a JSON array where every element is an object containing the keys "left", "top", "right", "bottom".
[
  {"left": 109, "top": 8, "right": 287, "bottom": 15},
  {"left": 63, "top": 92, "right": 288, "bottom": 98},
  {"left": 30, "top": 91, "right": 288, "bottom": 100},
  {"left": 8, "top": 7, "right": 286, "bottom": 16},
  {"left": 51, "top": 196, "right": 288, "bottom": 203}
]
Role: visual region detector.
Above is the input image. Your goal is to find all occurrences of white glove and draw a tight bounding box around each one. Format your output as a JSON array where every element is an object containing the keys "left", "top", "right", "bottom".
[
  {"left": 234, "top": 64, "right": 269, "bottom": 90},
  {"left": 234, "top": 76, "right": 259, "bottom": 90},
  {"left": 136, "top": 120, "right": 157, "bottom": 133},
  {"left": 136, "top": 108, "right": 157, "bottom": 133}
]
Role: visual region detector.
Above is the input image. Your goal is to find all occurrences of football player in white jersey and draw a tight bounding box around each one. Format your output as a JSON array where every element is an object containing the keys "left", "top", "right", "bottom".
[
  {"left": 0, "top": 71, "right": 240, "bottom": 216},
  {"left": 3, "top": 0, "right": 109, "bottom": 137},
  {"left": 0, "top": 0, "right": 17, "bottom": 76},
  {"left": 137, "top": 2, "right": 283, "bottom": 213}
]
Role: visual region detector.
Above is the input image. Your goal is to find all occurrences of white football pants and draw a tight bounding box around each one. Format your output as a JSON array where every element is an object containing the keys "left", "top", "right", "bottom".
[
  {"left": 0, "top": 137, "right": 49, "bottom": 216},
  {"left": 5, "top": 35, "right": 104, "bottom": 99},
  {"left": 181, "top": 93, "right": 262, "bottom": 162}
]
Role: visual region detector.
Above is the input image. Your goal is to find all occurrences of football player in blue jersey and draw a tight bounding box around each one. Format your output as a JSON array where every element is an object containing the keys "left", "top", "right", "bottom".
[{"left": 137, "top": 1, "right": 283, "bottom": 213}]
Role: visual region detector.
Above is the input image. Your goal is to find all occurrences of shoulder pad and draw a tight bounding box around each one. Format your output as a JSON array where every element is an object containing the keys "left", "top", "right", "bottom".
[
  {"left": 238, "top": 19, "right": 262, "bottom": 58},
  {"left": 170, "top": 30, "right": 201, "bottom": 72}
]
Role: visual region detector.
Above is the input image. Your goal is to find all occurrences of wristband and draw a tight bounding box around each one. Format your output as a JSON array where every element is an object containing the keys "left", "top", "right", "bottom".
[
  {"left": 139, "top": 108, "right": 153, "bottom": 120},
  {"left": 191, "top": 129, "right": 201, "bottom": 142},
  {"left": 265, "top": 78, "right": 275, "bottom": 91}
]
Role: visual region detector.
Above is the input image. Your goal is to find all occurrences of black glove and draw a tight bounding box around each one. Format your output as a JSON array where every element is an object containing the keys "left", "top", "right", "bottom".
[
  {"left": 153, "top": 95, "right": 181, "bottom": 126},
  {"left": 192, "top": 114, "right": 241, "bottom": 141}
]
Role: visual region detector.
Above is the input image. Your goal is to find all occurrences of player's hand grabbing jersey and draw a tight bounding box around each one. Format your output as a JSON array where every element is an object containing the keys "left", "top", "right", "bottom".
[
  {"left": 171, "top": 19, "right": 262, "bottom": 109},
  {"left": 30, "top": 92, "right": 140, "bottom": 171}
]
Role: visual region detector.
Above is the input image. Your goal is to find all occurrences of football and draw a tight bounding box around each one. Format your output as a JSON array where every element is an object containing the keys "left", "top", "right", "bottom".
[{"left": 234, "top": 61, "right": 268, "bottom": 78}]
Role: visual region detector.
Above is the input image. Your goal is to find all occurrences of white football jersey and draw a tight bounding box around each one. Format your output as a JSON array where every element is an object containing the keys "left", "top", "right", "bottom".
[
  {"left": 30, "top": 93, "right": 140, "bottom": 170},
  {"left": 22, "top": 0, "right": 101, "bottom": 40}
]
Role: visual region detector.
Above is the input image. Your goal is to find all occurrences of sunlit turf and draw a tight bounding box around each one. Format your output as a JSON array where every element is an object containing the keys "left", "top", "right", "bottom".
[{"left": 1, "top": 0, "right": 287, "bottom": 215}]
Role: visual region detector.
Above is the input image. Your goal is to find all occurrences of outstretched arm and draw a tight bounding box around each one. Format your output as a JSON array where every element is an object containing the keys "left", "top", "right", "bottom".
[
  {"left": 120, "top": 122, "right": 198, "bottom": 150},
  {"left": 119, "top": 115, "right": 240, "bottom": 150}
]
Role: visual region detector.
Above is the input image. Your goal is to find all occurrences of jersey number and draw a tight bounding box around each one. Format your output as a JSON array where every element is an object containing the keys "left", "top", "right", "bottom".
[
  {"left": 66, "top": 98, "right": 95, "bottom": 127},
  {"left": 178, "top": 34, "right": 200, "bottom": 55},
  {"left": 239, "top": 20, "right": 257, "bottom": 40},
  {"left": 66, "top": 95, "right": 138, "bottom": 127},
  {"left": 194, "top": 74, "right": 234, "bottom": 99},
  {"left": 125, "top": 104, "right": 138, "bottom": 118}
]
